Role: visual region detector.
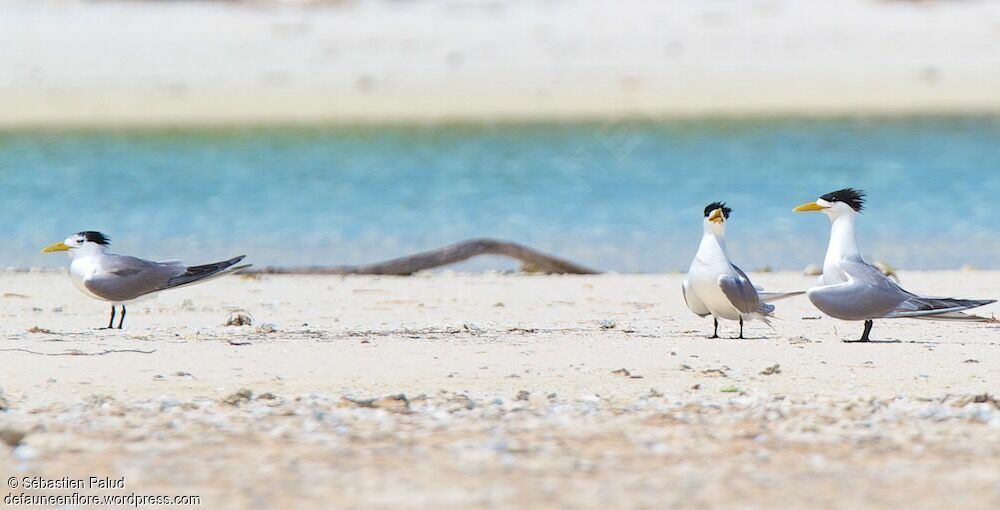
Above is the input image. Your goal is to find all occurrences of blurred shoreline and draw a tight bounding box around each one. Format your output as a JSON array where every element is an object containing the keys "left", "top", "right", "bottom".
[
  {"left": 3, "top": 0, "right": 1000, "bottom": 127},
  {"left": 2, "top": 113, "right": 998, "bottom": 133}
]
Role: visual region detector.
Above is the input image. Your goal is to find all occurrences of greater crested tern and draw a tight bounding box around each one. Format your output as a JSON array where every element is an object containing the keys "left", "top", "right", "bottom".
[
  {"left": 42, "top": 231, "right": 251, "bottom": 329},
  {"left": 683, "top": 202, "right": 804, "bottom": 339},
  {"left": 794, "top": 188, "right": 995, "bottom": 342}
]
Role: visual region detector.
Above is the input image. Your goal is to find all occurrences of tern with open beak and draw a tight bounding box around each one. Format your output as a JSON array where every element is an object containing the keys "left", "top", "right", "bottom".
[
  {"left": 683, "top": 202, "right": 803, "bottom": 339},
  {"left": 794, "top": 188, "right": 995, "bottom": 342},
  {"left": 42, "top": 231, "right": 251, "bottom": 329}
]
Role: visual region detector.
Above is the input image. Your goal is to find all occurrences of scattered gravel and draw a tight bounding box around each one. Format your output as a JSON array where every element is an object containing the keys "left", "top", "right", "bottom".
[{"left": 2, "top": 391, "right": 999, "bottom": 507}]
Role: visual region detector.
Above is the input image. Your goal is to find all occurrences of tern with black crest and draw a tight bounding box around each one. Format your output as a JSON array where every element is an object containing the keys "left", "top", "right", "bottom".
[
  {"left": 794, "top": 188, "right": 995, "bottom": 342},
  {"left": 42, "top": 231, "right": 251, "bottom": 329},
  {"left": 683, "top": 202, "right": 803, "bottom": 339}
]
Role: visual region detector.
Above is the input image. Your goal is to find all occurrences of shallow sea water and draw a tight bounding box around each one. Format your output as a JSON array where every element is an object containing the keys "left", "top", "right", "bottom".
[{"left": 2, "top": 117, "right": 997, "bottom": 271}]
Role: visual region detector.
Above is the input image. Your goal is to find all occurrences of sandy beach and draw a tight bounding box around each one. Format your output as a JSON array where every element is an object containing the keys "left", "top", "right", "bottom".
[
  {"left": 4, "top": 0, "right": 1000, "bottom": 127},
  {"left": 1, "top": 270, "right": 998, "bottom": 508}
]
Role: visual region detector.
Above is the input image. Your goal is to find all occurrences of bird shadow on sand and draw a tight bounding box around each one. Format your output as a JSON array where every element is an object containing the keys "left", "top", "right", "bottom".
[
  {"left": 699, "top": 335, "right": 769, "bottom": 341},
  {"left": 842, "top": 339, "right": 902, "bottom": 344},
  {"left": 845, "top": 338, "right": 999, "bottom": 345},
  {"left": 896, "top": 339, "right": 1000, "bottom": 346}
]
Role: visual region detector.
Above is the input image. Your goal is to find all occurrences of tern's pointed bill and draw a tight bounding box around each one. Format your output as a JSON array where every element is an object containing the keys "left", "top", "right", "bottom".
[{"left": 41, "top": 242, "right": 71, "bottom": 253}]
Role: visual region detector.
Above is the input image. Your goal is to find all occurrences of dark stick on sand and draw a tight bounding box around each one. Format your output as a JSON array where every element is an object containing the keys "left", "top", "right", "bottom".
[{"left": 250, "top": 238, "right": 600, "bottom": 275}]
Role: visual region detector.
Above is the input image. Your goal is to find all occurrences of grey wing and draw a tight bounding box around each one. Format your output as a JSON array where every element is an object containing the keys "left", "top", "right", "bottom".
[
  {"left": 164, "top": 255, "right": 248, "bottom": 289},
  {"left": 682, "top": 278, "right": 710, "bottom": 317},
  {"left": 808, "top": 258, "right": 909, "bottom": 321},
  {"left": 718, "top": 265, "right": 761, "bottom": 314},
  {"left": 883, "top": 296, "right": 994, "bottom": 318},
  {"left": 84, "top": 255, "right": 186, "bottom": 302},
  {"left": 840, "top": 260, "right": 994, "bottom": 321},
  {"left": 835, "top": 259, "right": 996, "bottom": 319},
  {"left": 878, "top": 283, "right": 995, "bottom": 319}
]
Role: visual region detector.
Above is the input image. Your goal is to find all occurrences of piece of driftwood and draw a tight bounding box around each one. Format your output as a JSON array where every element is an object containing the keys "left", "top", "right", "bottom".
[{"left": 251, "top": 238, "right": 599, "bottom": 275}]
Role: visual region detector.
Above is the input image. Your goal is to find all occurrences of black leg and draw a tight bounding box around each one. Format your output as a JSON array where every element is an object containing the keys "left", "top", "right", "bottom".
[
  {"left": 860, "top": 319, "right": 872, "bottom": 342},
  {"left": 709, "top": 318, "right": 719, "bottom": 339},
  {"left": 117, "top": 306, "right": 126, "bottom": 329},
  {"left": 845, "top": 319, "right": 873, "bottom": 343},
  {"left": 106, "top": 306, "right": 116, "bottom": 329},
  {"left": 738, "top": 318, "right": 744, "bottom": 339}
]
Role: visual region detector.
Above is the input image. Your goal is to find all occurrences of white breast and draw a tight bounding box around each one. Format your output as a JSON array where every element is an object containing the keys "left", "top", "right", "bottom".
[
  {"left": 69, "top": 255, "right": 107, "bottom": 301},
  {"left": 686, "top": 235, "right": 741, "bottom": 320}
]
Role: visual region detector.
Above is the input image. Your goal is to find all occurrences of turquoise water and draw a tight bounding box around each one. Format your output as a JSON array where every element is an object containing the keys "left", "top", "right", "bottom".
[{"left": 2, "top": 117, "right": 998, "bottom": 272}]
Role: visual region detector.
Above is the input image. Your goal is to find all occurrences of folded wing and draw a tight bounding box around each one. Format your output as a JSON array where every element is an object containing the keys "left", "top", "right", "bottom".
[
  {"left": 86, "top": 255, "right": 187, "bottom": 302},
  {"left": 719, "top": 265, "right": 761, "bottom": 314},
  {"left": 815, "top": 258, "right": 995, "bottom": 321},
  {"left": 881, "top": 296, "right": 995, "bottom": 320}
]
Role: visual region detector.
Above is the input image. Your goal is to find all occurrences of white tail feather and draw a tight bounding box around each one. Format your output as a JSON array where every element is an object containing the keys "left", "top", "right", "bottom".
[{"left": 759, "top": 291, "right": 805, "bottom": 303}]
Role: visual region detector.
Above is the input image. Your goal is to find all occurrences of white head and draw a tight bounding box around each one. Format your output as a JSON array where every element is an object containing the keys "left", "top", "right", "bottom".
[
  {"left": 793, "top": 188, "right": 866, "bottom": 220},
  {"left": 41, "top": 231, "right": 111, "bottom": 257},
  {"left": 702, "top": 201, "right": 731, "bottom": 236}
]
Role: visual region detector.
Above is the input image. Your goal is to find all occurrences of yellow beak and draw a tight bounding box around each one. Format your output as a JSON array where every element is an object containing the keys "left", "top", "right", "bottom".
[
  {"left": 793, "top": 201, "right": 828, "bottom": 212},
  {"left": 708, "top": 208, "right": 725, "bottom": 223},
  {"left": 41, "top": 242, "right": 71, "bottom": 253}
]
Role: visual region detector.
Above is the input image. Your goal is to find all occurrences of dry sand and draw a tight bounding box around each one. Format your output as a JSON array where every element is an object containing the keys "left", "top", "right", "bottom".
[
  {"left": 4, "top": 0, "right": 1000, "bottom": 127},
  {"left": 1, "top": 270, "right": 999, "bottom": 508}
]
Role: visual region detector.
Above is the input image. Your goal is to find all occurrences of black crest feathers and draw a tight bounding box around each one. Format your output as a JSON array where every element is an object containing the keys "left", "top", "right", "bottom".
[
  {"left": 76, "top": 231, "right": 110, "bottom": 246},
  {"left": 703, "top": 202, "right": 732, "bottom": 219},
  {"left": 820, "top": 188, "right": 866, "bottom": 212}
]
